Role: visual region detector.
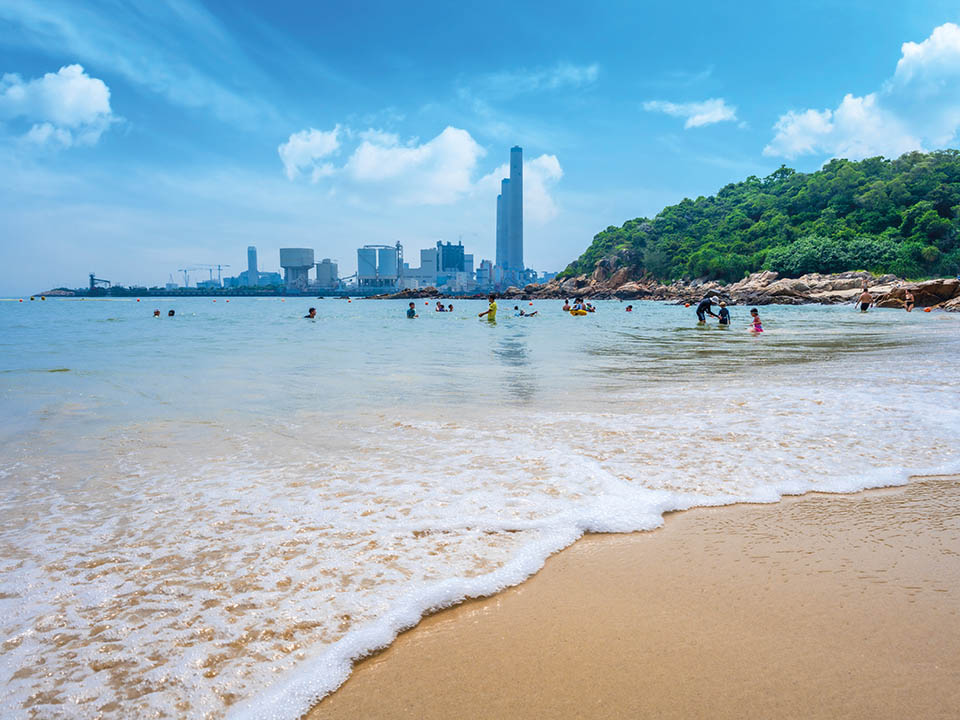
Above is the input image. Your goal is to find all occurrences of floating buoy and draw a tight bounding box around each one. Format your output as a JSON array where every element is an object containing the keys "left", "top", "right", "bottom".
[
  {"left": 684, "top": 303, "right": 690, "bottom": 307},
  {"left": 136, "top": 298, "right": 140, "bottom": 302},
  {"left": 213, "top": 300, "right": 216, "bottom": 302},
  {"left": 348, "top": 299, "right": 352, "bottom": 303},
  {"left": 18, "top": 299, "right": 23, "bottom": 302},
  {"left": 225, "top": 300, "right": 229, "bottom": 303},
  {"left": 924, "top": 307, "right": 932, "bottom": 312},
  {"left": 529, "top": 302, "right": 533, "bottom": 305}
]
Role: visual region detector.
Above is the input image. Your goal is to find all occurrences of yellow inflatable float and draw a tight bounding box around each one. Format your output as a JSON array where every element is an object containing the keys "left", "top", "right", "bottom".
[{"left": 569, "top": 309, "right": 588, "bottom": 316}]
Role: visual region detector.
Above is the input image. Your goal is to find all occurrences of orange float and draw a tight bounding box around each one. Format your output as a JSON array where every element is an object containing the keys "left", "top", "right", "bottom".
[{"left": 924, "top": 307, "right": 932, "bottom": 312}]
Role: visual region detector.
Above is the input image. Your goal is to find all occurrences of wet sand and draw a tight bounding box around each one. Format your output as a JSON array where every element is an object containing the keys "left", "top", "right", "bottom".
[{"left": 308, "top": 475, "right": 960, "bottom": 720}]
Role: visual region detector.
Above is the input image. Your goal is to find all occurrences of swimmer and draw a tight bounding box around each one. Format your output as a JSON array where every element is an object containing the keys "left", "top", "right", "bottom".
[
  {"left": 695, "top": 296, "right": 721, "bottom": 323},
  {"left": 748, "top": 307, "right": 763, "bottom": 333},
  {"left": 168, "top": 309, "right": 175, "bottom": 317},
  {"left": 513, "top": 305, "right": 538, "bottom": 317},
  {"left": 625, "top": 305, "right": 633, "bottom": 312},
  {"left": 857, "top": 289, "right": 873, "bottom": 313},
  {"left": 406, "top": 302, "right": 418, "bottom": 318},
  {"left": 904, "top": 289, "right": 915, "bottom": 312},
  {"left": 562, "top": 299, "right": 571, "bottom": 311},
  {"left": 571, "top": 296, "right": 585, "bottom": 312},
  {"left": 585, "top": 302, "right": 596, "bottom": 313},
  {"left": 478, "top": 294, "right": 497, "bottom": 321},
  {"left": 153, "top": 309, "right": 161, "bottom": 318},
  {"left": 435, "top": 300, "right": 446, "bottom": 312},
  {"left": 304, "top": 307, "right": 317, "bottom": 319},
  {"left": 718, "top": 301, "right": 730, "bottom": 325},
  {"left": 448, "top": 304, "right": 454, "bottom": 312}
]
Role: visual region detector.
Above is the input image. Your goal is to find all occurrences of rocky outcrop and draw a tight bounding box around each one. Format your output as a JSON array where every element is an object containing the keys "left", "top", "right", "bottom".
[
  {"left": 526, "top": 266, "right": 960, "bottom": 308},
  {"left": 369, "top": 286, "right": 441, "bottom": 300},
  {"left": 874, "top": 278, "right": 960, "bottom": 309}
]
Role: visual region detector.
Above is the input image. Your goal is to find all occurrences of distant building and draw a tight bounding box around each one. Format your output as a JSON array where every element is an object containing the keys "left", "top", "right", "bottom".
[
  {"left": 315, "top": 258, "right": 339, "bottom": 290},
  {"left": 280, "top": 248, "right": 314, "bottom": 291},
  {"left": 494, "top": 146, "right": 524, "bottom": 287},
  {"left": 246, "top": 246, "right": 259, "bottom": 286},
  {"left": 357, "top": 244, "right": 401, "bottom": 289}
]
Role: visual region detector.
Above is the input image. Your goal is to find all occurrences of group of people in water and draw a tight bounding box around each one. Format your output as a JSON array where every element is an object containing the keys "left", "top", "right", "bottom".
[{"left": 302, "top": 278, "right": 927, "bottom": 328}]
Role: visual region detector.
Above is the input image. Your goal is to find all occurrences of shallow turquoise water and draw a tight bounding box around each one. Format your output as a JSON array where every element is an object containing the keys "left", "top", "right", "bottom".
[{"left": 1, "top": 297, "right": 958, "bottom": 718}]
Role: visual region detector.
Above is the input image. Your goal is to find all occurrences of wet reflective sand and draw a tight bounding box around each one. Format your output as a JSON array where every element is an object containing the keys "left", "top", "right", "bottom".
[{"left": 311, "top": 475, "right": 960, "bottom": 720}]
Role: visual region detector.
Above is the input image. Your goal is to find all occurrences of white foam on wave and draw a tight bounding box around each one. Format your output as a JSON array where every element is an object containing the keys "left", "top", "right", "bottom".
[{"left": 2, "top": 306, "right": 959, "bottom": 719}]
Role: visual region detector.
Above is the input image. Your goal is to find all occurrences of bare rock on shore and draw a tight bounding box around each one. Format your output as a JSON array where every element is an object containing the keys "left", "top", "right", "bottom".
[
  {"left": 875, "top": 278, "right": 960, "bottom": 309},
  {"left": 370, "top": 286, "right": 441, "bottom": 300}
]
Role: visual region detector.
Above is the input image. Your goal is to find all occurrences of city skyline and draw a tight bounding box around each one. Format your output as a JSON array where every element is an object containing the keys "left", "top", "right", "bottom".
[{"left": 2, "top": 3, "right": 960, "bottom": 294}]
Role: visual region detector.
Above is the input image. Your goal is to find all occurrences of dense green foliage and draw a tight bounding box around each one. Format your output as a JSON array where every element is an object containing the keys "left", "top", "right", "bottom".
[{"left": 561, "top": 150, "right": 960, "bottom": 282}]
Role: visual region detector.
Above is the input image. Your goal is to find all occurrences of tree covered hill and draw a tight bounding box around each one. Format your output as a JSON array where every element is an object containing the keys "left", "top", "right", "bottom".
[{"left": 561, "top": 150, "right": 960, "bottom": 282}]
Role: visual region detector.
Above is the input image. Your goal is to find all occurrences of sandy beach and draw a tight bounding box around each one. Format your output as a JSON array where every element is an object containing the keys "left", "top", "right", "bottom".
[{"left": 309, "top": 475, "right": 960, "bottom": 720}]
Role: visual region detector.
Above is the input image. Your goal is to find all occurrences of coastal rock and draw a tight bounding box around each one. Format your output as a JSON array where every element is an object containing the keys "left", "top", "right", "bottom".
[{"left": 874, "top": 278, "right": 960, "bottom": 308}]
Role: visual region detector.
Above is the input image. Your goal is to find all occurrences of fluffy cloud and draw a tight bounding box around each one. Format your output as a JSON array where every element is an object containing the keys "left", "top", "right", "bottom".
[
  {"left": 280, "top": 125, "right": 488, "bottom": 205},
  {"left": 765, "top": 23, "right": 960, "bottom": 159},
  {"left": 277, "top": 126, "right": 341, "bottom": 181},
  {"left": 642, "top": 98, "right": 737, "bottom": 128},
  {"left": 344, "top": 126, "right": 484, "bottom": 204},
  {"left": 0, "top": 64, "right": 115, "bottom": 147}
]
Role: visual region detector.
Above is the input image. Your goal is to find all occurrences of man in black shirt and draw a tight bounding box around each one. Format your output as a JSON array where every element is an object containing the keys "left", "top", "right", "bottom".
[{"left": 696, "top": 296, "right": 721, "bottom": 322}]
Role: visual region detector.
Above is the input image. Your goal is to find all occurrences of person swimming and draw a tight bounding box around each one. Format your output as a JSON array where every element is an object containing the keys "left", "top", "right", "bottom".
[
  {"left": 168, "top": 309, "right": 175, "bottom": 317},
  {"left": 513, "top": 305, "right": 538, "bottom": 317},
  {"left": 447, "top": 304, "right": 454, "bottom": 312},
  {"left": 562, "top": 299, "right": 571, "bottom": 311},
  {"left": 406, "top": 302, "right": 418, "bottom": 318},
  {"left": 625, "top": 305, "right": 633, "bottom": 312},
  {"left": 153, "top": 309, "right": 161, "bottom": 318},
  {"left": 749, "top": 307, "right": 763, "bottom": 333},
  {"left": 478, "top": 294, "right": 497, "bottom": 321},
  {"left": 718, "top": 301, "right": 730, "bottom": 325},
  {"left": 435, "top": 301, "right": 446, "bottom": 312},
  {"left": 304, "top": 307, "right": 317, "bottom": 319}
]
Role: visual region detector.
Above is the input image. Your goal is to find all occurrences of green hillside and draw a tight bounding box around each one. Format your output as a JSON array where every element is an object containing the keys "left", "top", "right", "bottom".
[{"left": 561, "top": 150, "right": 960, "bottom": 282}]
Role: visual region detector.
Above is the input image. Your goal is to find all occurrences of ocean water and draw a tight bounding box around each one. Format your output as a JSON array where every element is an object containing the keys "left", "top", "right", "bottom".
[{"left": 1, "top": 296, "right": 958, "bottom": 719}]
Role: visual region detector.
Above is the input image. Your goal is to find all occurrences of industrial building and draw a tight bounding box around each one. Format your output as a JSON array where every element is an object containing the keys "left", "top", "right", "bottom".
[
  {"left": 315, "top": 258, "right": 339, "bottom": 290},
  {"left": 280, "top": 248, "right": 315, "bottom": 291},
  {"left": 357, "top": 243, "right": 401, "bottom": 289}
]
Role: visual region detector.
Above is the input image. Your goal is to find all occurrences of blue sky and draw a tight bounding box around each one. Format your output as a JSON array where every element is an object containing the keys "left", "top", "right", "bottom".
[{"left": 1, "top": 0, "right": 959, "bottom": 294}]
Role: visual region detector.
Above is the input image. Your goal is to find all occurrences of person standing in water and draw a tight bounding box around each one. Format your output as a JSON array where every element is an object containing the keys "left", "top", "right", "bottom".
[
  {"left": 748, "top": 308, "right": 763, "bottom": 333},
  {"left": 904, "top": 289, "right": 915, "bottom": 312},
  {"left": 858, "top": 289, "right": 873, "bottom": 313},
  {"left": 696, "top": 296, "right": 721, "bottom": 323},
  {"left": 478, "top": 294, "right": 497, "bottom": 321},
  {"left": 406, "top": 302, "right": 418, "bottom": 318},
  {"left": 718, "top": 301, "right": 730, "bottom": 325},
  {"left": 562, "top": 299, "right": 571, "bottom": 311}
]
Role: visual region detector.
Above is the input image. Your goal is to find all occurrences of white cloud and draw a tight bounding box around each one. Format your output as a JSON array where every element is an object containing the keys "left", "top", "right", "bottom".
[
  {"left": 277, "top": 126, "right": 342, "bottom": 181},
  {"left": 642, "top": 98, "right": 738, "bottom": 128},
  {"left": 280, "top": 125, "right": 487, "bottom": 206},
  {"left": 765, "top": 23, "right": 960, "bottom": 159},
  {"left": 475, "top": 62, "right": 600, "bottom": 98},
  {"left": 0, "top": 64, "right": 115, "bottom": 147}
]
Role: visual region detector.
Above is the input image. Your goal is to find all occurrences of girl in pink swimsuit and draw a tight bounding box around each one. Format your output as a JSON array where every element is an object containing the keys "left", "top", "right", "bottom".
[{"left": 749, "top": 308, "right": 763, "bottom": 333}]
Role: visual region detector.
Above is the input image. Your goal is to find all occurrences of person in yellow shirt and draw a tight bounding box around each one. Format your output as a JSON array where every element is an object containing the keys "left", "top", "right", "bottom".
[{"left": 478, "top": 293, "right": 497, "bottom": 321}]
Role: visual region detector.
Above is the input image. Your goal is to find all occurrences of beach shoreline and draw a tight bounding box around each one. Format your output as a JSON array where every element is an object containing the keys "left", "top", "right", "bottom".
[{"left": 307, "top": 475, "right": 960, "bottom": 719}]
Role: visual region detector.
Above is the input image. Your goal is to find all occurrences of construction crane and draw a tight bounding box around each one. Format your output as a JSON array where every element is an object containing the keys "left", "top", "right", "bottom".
[
  {"left": 177, "top": 267, "right": 202, "bottom": 287},
  {"left": 191, "top": 263, "right": 231, "bottom": 285},
  {"left": 89, "top": 273, "right": 111, "bottom": 290}
]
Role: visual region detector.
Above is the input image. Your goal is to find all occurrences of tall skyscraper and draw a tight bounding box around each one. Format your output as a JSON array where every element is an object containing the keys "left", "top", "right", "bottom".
[
  {"left": 247, "top": 246, "right": 259, "bottom": 286},
  {"left": 496, "top": 178, "right": 510, "bottom": 269},
  {"left": 508, "top": 146, "right": 523, "bottom": 272},
  {"left": 493, "top": 146, "right": 523, "bottom": 286}
]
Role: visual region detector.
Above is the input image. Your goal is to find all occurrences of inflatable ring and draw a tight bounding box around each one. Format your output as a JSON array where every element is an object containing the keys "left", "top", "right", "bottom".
[{"left": 570, "top": 309, "right": 588, "bottom": 316}]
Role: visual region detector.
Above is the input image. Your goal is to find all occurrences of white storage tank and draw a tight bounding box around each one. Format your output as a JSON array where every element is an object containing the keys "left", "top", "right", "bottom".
[
  {"left": 377, "top": 247, "right": 398, "bottom": 279},
  {"left": 357, "top": 247, "right": 377, "bottom": 280}
]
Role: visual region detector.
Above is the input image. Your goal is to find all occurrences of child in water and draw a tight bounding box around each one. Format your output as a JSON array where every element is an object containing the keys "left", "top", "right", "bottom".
[{"left": 748, "top": 307, "right": 763, "bottom": 333}]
